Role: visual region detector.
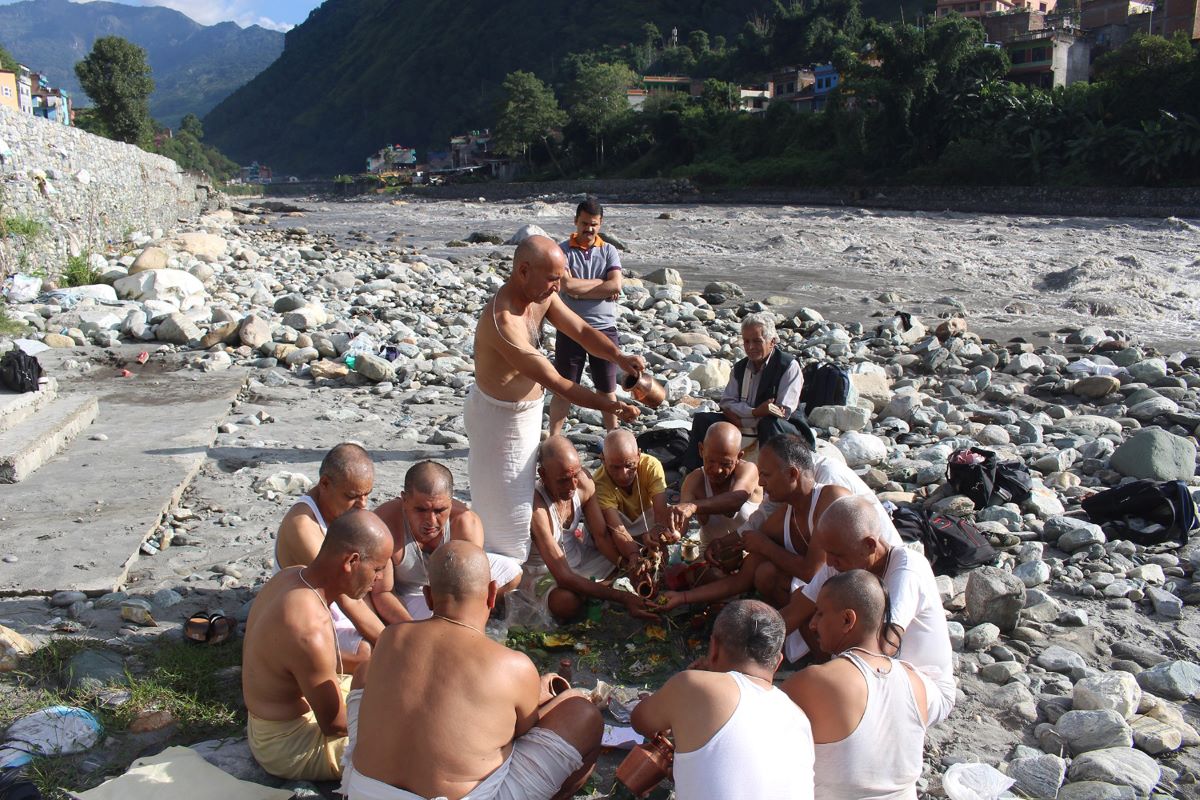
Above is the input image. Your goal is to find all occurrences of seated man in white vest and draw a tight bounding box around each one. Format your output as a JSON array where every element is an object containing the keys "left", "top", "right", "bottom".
[
  {"left": 679, "top": 312, "right": 814, "bottom": 473},
  {"left": 370, "top": 460, "right": 522, "bottom": 623},
  {"left": 782, "top": 495, "right": 957, "bottom": 725},
  {"left": 275, "top": 442, "right": 381, "bottom": 670},
  {"left": 631, "top": 600, "right": 814, "bottom": 800},
  {"left": 784, "top": 569, "right": 932, "bottom": 799},
  {"left": 669, "top": 421, "right": 762, "bottom": 547},
  {"left": 528, "top": 436, "right": 655, "bottom": 622}
]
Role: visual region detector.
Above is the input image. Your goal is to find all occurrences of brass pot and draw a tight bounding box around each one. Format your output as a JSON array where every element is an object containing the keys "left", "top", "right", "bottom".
[
  {"left": 616, "top": 732, "right": 675, "bottom": 797},
  {"left": 621, "top": 371, "right": 667, "bottom": 408}
]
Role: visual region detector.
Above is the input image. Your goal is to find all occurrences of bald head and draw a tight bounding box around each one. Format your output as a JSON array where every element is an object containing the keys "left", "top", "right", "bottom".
[
  {"left": 405, "top": 460, "right": 453, "bottom": 497},
  {"left": 603, "top": 429, "right": 638, "bottom": 460},
  {"left": 816, "top": 495, "right": 880, "bottom": 548},
  {"left": 427, "top": 541, "right": 493, "bottom": 601},
  {"left": 319, "top": 509, "right": 391, "bottom": 563},
  {"left": 320, "top": 442, "right": 373, "bottom": 483},
  {"left": 704, "top": 421, "right": 742, "bottom": 453},
  {"left": 513, "top": 235, "right": 566, "bottom": 274},
  {"left": 820, "top": 569, "right": 887, "bottom": 634},
  {"left": 539, "top": 435, "right": 581, "bottom": 470}
]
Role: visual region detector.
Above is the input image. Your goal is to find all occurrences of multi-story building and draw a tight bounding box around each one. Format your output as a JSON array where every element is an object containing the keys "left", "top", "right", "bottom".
[
  {"left": 1005, "top": 28, "right": 1091, "bottom": 87},
  {"left": 30, "top": 73, "right": 71, "bottom": 125},
  {"left": 937, "top": 0, "right": 1057, "bottom": 19}
]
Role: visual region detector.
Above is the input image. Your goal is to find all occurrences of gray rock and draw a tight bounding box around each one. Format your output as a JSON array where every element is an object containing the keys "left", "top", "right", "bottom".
[
  {"left": 988, "top": 682, "right": 1038, "bottom": 722},
  {"left": 1037, "top": 645, "right": 1088, "bottom": 676},
  {"left": 354, "top": 353, "right": 396, "bottom": 383},
  {"left": 1014, "top": 559, "right": 1051, "bottom": 588},
  {"left": 273, "top": 293, "right": 307, "bottom": 313},
  {"left": 980, "top": 661, "right": 1022, "bottom": 683},
  {"left": 1110, "top": 428, "right": 1197, "bottom": 481},
  {"left": 156, "top": 313, "right": 202, "bottom": 345},
  {"left": 1057, "top": 782, "right": 1136, "bottom": 800},
  {"left": 807, "top": 404, "right": 871, "bottom": 432},
  {"left": 1129, "top": 714, "right": 1183, "bottom": 755},
  {"left": 504, "top": 224, "right": 549, "bottom": 245},
  {"left": 192, "top": 737, "right": 282, "bottom": 786},
  {"left": 642, "top": 267, "right": 682, "bottom": 286},
  {"left": 1058, "top": 523, "right": 1107, "bottom": 553},
  {"left": 1056, "top": 709, "right": 1133, "bottom": 754},
  {"left": 966, "top": 566, "right": 1026, "bottom": 631},
  {"left": 1073, "top": 672, "right": 1142, "bottom": 720},
  {"left": 964, "top": 623, "right": 1001, "bottom": 651},
  {"left": 239, "top": 315, "right": 271, "bottom": 348},
  {"left": 1128, "top": 358, "right": 1168, "bottom": 383},
  {"left": 1067, "top": 747, "right": 1161, "bottom": 797},
  {"left": 1136, "top": 660, "right": 1200, "bottom": 701},
  {"left": 1009, "top": 754, "right": 1067, "bottom": 799},
  {"left": 1127, "top": 396, "right": 1179, "bottom": 422},
  {"left": 67, "top": 649, "right": 128, "bottom": 691},
  {"left": 50, "top": 590, "right": 87, "bottom": 607},
  {"left": 1056, "top": 415, "right": 1123, "bottom": 437},
  {"left": 151, "top": 588, "right": 183, "bottom": 608},
  {"left": 1146, "top": 585, "right": 1183, "bottom": 619}
]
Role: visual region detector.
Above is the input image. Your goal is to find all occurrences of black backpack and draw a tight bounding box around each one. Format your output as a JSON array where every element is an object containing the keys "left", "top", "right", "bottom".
[
  {"left": 1081, "top": 480, "right": 1200, "bottom": 546},
  {"left": 801, "top": 363, "right": 851, "bottom": 416},
  {"left": 0, "top": 349, "right": 42, "bottom": 393},
  {"left": 892, "top": 504, "right": 998, "bottom": 576},
  {"left": 636, "top": 427, "right": 690, "bottom": 467},
  {"left": 947, "top": 447, "right": 1033, "bottom": 509}
]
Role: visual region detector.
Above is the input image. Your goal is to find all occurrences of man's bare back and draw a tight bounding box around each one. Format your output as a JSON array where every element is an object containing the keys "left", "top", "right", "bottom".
[
  {"left": 243, "top": 568, "right": 343, "bottom": 728},
  {"left": 474, "top": 288, "right": 554, "bottom": 403},
  {"left": 352, "top": 620, "right": 539, "bottom": 798}
]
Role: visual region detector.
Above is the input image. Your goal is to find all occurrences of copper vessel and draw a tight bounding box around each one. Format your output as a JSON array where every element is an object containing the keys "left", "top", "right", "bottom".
[
  {"left": 705, "top": 535, "right": 745, "bottom": 573},
  {"left": 621, "top": 371, "right": 667, "bottom": 408},
  {"left": 616, "top": 732, "right": 674, "bottom": 797},
  {"left": 539, "top": 673, "right": 571, "bottom": 705}
]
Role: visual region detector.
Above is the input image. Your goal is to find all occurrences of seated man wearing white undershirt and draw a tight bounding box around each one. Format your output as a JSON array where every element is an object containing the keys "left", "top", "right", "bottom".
[
  {"left": 631, "top": 600, "right": 814, "bottom": 800},
  {"left": 784, "top": 569, "right": 931, "bottom": 800},
  {"left": 782, "top": 495, "right": 957, "bottom": 725},
  {"left": 669, "top": 421, "right": 762, "bottom": 547}
]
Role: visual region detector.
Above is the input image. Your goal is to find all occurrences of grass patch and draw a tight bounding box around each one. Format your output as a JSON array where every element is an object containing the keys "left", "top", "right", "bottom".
[
  {"left": 0, "top": 301, "right": 28, "bottom": 335},
  {"left": 1, "top": 215, "right": 45, "bottom": 240},
  {"left": 61, "top": 253, "right": 102, "bottom": 288}
]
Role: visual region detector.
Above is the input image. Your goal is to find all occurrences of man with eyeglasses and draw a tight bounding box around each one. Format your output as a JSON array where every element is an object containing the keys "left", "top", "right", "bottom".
[{"left": 680, "top": 312, "right": 812, "bottom": 474}]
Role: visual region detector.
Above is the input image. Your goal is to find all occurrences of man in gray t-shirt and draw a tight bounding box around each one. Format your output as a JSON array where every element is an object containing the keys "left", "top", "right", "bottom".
[{"left": 549, "top": 197, "right": 624, "bottom": 435}]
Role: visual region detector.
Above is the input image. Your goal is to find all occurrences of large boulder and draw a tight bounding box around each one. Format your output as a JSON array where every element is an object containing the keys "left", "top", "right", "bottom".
[
  {"left": 965, "top": 566, "right": 1026, "bottom": 631},
  {"left": 850, "top": 372, "right": 893, "bottom": 411},
  {"left": 1110, "top": 428, "right": 1196, "bottom": 481},
  {"left": 1055, "top": 709, "right": 1133, "bottom": 754},
  {"left": 642, "top": 267, "right": 682, "bottom": 286},
  {"left": 128, "top": 246, "right": 169, "bottom": 274},
  {"left": 1008, "top": 754, "right": 1067, "bottom": 800},
  {"left": 504, "top": 224, "right": 549, "bottom": 245},
  {"left": 155, "top": 313, "right": 202, "bottom": 346},
  {"left": 689, "top": 359, "right": 732, "bottom": 392},
  {"left": 1136, "top": 660, "right": 1200, "bottom": 701},
  {"left": 238, "top": 315, "right": 270, "bottom": 349},
  {"left": 808, "top": 405, "right": 871, "bottom": 432},
  {"left": 1074, "top": 672, "right": 1142, "bottom": 720},
  {"left": 836, "top": 432, "right": 888, "bottom": 467},
  {"left": 113, "top": 269, "right": 207, "bottom": 312},
  {"left": 177, "top": 231, "right": 228, "bottom": 260},
  {"left": 354, "top": 353, "right": 396, "bottom": 383},
  {"left": 1067, "top": 747, "right": 1161, "bottom": 798}
]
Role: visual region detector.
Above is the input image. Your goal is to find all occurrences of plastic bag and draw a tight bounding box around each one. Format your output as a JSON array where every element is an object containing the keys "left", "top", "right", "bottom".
[
  {"left": 942, "top": 762, "right": 1016, "bottom": 800},
  {"left": 2, "top": 275, "right": 40, "bottom": 304},
  {"left": 0, "top": 706, "right": 102, "bottom": 767},
  {"left": 343, "top": 333, "right": 376, "bottom": 357}
]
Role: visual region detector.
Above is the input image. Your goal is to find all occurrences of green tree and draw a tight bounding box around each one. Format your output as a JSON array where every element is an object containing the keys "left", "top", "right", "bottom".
[
  {"left": 566, "top": 62, "right": 636, "bottom": 168},
  {"left": 701, "top": 78, "right": 740, "bottom": 113},
  {"left": 493, "top": 70, "right": 568, "bottom": 168},
  {"left": 179, "top": 113, "right": 204, "bottom": 139},
  {"left": 74, "top": 36, "right": 155, "bottom": 145},
  {"left": 688, "top": 30, "right": 711, "bottom": 57},
  {"left": 0, "top": 42, "right": 17, "bottom": 72}
]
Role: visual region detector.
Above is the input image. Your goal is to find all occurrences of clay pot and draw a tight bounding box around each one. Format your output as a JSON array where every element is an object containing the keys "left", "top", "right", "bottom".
[
  {"left": 635, "top": 576, "right": 658, "bottom": 599},
  {"left": 539, "top": 672, "right": 571, "bottom": 706},
  {"left": 705, "top": 535, "right": 745, "bottom": 573},
  {"left": 617, "top": 732, "right": 674, "bottom": 797},
  {"left": 621, "top": 371, "right": 667, "bottom": 408}
]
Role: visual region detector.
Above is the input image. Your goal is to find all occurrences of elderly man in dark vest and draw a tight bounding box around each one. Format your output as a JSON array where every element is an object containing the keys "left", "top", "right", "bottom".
[{"left": 681, "top": 313, "right": 814, "bottom": 473}]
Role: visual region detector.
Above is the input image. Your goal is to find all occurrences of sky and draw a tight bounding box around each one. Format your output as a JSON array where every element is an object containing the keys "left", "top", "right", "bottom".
[{"left": 0, "top": 0, "right": 325, "bottom": 31}]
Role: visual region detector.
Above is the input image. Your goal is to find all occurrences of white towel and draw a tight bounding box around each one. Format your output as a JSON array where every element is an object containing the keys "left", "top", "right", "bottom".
[{"left": 464, "top": 385, "right": 544, "bottom": 564}]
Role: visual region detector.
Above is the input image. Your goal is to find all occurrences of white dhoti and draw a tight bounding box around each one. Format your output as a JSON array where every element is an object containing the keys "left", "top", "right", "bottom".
[
  {"left": 464, "top": 386, "right": 544, "bottom": 565},
  {"left": 341, "top": 727, "right": 582, "bottom": 800}
]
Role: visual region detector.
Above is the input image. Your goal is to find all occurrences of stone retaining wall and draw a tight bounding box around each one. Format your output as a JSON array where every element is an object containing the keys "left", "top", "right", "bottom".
[{"left": 0, "top": 107, "right": 210, "bottom": 280}]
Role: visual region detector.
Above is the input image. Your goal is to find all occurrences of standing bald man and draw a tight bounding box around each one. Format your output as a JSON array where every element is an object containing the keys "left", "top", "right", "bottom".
[{"left": 467, "top": 235, "right": 644, "bottom": 566}]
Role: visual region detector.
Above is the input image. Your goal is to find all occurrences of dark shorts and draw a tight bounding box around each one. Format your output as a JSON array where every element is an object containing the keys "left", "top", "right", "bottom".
[{"left": 554, "top": 327, "right": 619, "bottom": 393}]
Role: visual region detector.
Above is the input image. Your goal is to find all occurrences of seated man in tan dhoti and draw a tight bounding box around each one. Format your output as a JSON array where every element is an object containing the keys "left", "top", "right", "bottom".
[
  {"left": 275, "top": 442, "right": 381, "bottom": 669},
  {"left": 593, "top": 429, "right": 673, "bottom": 547},
  {"left": 670, "top": 421, "right": 762, "bottom": 547},
  {"left": 243, "top": 509, "right": 392, "bottom": 782},
  {"left": 343, "top": 541, "right": 602, "bottom": 800},
  {"left": 529, "top": 436, "right": 654, "bottom": 622},
  {"left": 371, "top": 460, "right": 522, "bottom": 623}
]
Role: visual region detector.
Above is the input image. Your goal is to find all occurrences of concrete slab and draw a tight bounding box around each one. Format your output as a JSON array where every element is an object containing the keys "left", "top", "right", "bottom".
[
  {"left": 0, "top": 377, "right": 58, "bottom": 434},
  {"left": 0, "top": 366, "right": 247, "bottom": 595},
  {"left": 0, "top": 394, "right": 98, "bottom": 483}
]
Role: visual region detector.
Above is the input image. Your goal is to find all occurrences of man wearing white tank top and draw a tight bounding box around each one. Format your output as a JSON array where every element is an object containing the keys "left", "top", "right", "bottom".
[
  {"left": 783, "top": 495, "right": 957, "bottom": 726},
  {"left": 631, "top": 600, "right": 814, "bottom": 800},
  {"left": 784, "top": 569, "right": 931, "bottom": 800}
]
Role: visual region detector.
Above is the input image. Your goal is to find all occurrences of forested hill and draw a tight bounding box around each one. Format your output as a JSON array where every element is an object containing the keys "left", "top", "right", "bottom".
[
  {"left": 0, "top": 0, "right": 284, "bottom": 128},
  {"left": 202, "top": 0, "right": 921, "bottom": 175}
]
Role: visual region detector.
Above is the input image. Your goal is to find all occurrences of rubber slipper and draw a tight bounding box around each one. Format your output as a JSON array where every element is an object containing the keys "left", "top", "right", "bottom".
[
  {"left": 184, "top": 612, "right": 214, "bottom": 643},
  {"left": 206, "top": 614, "right": 234, "bottom": 646}
]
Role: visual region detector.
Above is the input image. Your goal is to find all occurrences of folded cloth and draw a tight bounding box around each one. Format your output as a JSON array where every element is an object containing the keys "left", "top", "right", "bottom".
[
  {"left": 72, "top": 745, "right": 292, "bottom": 800},
  {"left": 464, "top": 385, "right": 544, "bottom": 564},
  {"left": 342, "top": 727, "right": 582, "bottom": 800},
  {"left": 248, "top": 675, "right": 352, "bottom": 781}
]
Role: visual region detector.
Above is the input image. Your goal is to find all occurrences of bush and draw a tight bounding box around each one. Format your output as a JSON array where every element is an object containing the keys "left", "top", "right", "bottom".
[
  {"left": 2, "top": 216, "right": 45, "bottom": 240},
  {"left": 62, "top": 253, "right": 102, "bottom": 287}
]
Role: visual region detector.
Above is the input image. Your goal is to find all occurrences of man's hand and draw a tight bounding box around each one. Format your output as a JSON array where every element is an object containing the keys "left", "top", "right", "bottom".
[
  {"left": 741, "top": 530, "right": 773, "bottom": 556},
  {"left": 655, "top": 591, "right": 688, "bottom": 612},
  {"left": 617, "top": 353, "right": 646, "bottom": 376},
  {"left": 648, "top": 524, "right": 680, "bottom": 548},
  {"left": 622, "top": 594, "right": 659, "bottom": 620},
  {"left": 614, "top": 401, "right": 640, "bottom": 422},
  {"left": 753, "top": 398, "right": 785, "bottom": 418},
  {"left": 669, "top": 503, "right": 697, "bottom": 534}
]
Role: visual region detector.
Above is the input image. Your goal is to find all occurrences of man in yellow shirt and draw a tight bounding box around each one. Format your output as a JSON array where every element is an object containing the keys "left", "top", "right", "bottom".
[{"left": 592, "top": 429, "right": 673, "bottom": 547}]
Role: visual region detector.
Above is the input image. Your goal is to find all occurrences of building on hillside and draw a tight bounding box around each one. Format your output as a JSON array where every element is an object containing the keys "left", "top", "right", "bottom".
[
  {"left": 1081, "top": 0, "right": 1156, "bottom": 55},
  {"left": 769, "top": 67, "right": 817, "bottom": 112},
  {"left": 983, "top": 9, "right": 1047, "bottom": 41},
  {"left": 30, "top": 73, "right": 71, "bottom": 125},
  {"left": 366, "top": 144, "right": 417, "bottom": 174},
  {"left": 0, "top": 65, "right": 34, "bottom": 115},
  {"left": 937, "top": 0, "right": 1057, "bottom": 17},
  {"left": 739, "top": 83, "right": 772, "bottom": 112},
  {"left": 0, "top": 70, "right": 18, "bottom": 113},
  {"left": 1156, "top": 0, "right": 1200, "bottom": 38},
  {"left": 427, "top": 150, "right": 452, "bottom": 170},
  {"left": 1005, "top": 28, "right": 1091, "bottom": 87},
  {"left": 450, "top": 130, "right": 493, "bottom": 169},
  {"left": 241, "top": 161, "right": 272, "bottom": 183},
  {"left": 641, "top": 75, "right": 705, "bottom": 99},
  {"left": 625, "top": 87, "right": 648, "bottom": 110}
]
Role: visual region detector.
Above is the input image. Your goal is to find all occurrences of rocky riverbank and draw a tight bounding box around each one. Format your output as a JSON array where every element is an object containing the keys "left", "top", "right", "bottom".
[{"left": 1, "top": 200, "right": 1199, "bottom": 799}]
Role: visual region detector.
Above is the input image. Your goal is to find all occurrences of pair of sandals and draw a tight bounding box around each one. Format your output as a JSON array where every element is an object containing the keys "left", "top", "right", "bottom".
[{"left": 184, "top": 612, "right": 235, "bottom": 645}]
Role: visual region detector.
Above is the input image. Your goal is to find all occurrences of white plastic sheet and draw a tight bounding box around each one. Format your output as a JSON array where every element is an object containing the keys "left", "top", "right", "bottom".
[
  {"left": 942, "top": 762, "right": 1016, "bottom": 800},
  {"left": 0, "top": 706, "right": 102, "bottom": 768}
]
